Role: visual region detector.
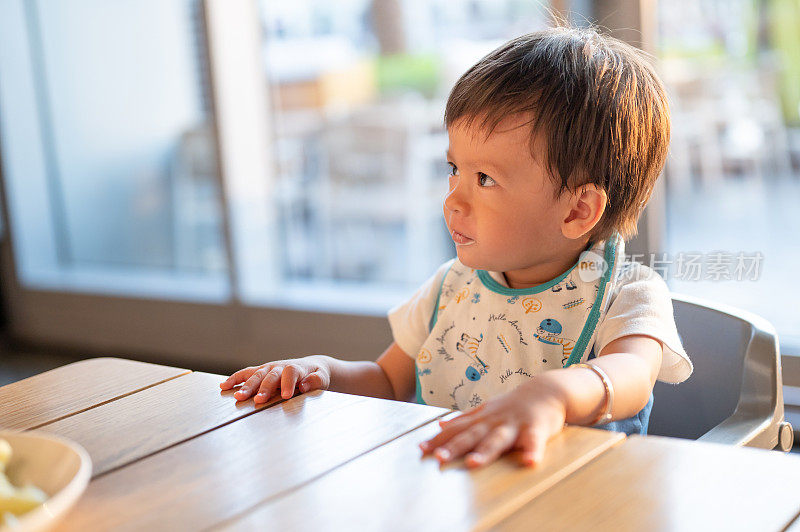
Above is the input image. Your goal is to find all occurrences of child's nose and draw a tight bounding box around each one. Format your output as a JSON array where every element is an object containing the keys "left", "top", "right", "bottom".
[{"left": 444, "top": 177, "right": 469, "bottom": 214}]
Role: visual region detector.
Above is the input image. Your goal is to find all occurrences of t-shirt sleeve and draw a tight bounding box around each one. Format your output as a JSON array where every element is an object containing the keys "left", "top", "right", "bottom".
[
  {"left": 594, "top": 262, "right": 694, "bottom": 384},
  {"left": 387, "top": 259, "right": 455, "bottom": 360}
]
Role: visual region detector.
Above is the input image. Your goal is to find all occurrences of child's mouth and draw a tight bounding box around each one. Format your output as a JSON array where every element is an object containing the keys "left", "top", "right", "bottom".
[{"left": 451, "top": 229, "right": 475, "bottom": 246}]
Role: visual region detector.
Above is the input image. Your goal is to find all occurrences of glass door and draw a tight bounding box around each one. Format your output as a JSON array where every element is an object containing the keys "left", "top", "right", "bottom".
[
  {"left": 0, "top": 0, "right": 241, "bottom": 365},
  {"left": 0, "top": 0, "right": 229, "bottom": 300}
]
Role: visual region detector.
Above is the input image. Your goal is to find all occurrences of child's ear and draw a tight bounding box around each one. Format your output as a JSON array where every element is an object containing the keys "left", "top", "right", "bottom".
[{"left": 560, "top": 184, "right": 607, "bottom": 240}]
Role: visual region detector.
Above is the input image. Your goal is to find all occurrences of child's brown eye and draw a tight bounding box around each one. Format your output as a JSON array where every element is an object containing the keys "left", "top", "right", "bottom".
[
  {"left": 478, "top": 172, "right": 497, "bottom": 187},
  {"left": 448, "top": 163, "right": 459, "bottom": 176}
]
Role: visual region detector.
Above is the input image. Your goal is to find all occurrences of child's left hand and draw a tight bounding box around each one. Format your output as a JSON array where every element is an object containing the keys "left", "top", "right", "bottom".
[{"left": 419, "top": 381, "right": 567, "bottom": 468}]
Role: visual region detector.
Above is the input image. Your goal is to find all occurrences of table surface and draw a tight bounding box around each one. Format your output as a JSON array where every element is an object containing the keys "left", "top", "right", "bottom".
[{"left": 3, "top": 358, "right": 800, "bottom": 531}]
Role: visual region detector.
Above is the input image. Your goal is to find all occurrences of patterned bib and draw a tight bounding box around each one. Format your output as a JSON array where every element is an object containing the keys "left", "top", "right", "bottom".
[{"left": 414, "top": 235, "right": 621, "bottom": 410}]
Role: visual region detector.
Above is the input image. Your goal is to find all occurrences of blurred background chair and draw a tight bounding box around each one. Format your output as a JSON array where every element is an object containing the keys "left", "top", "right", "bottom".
[{"left": 648, "top": 293, "right": 794, "bottom": 451}]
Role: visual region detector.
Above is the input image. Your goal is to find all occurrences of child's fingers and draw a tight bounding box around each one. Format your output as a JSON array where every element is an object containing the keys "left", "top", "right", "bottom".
[
  {"left": 419, "top": 427, "right": 456, "bottom": 455},
  {"left": 298, "top": 370, "right": 328, "bottom": 393},
  {"left": 233, "top": 368, "right": 267, "bottom": 400},
  {"left": 427, "top": 423, "right": 490, "bottom": 463},
  {"left": 421, "top": 419, "right": 475, "bottom": 454},
  {"left": 220, "top": 366, "right": 260, "bottom": 390},
  {"left": 465, "top": 424, "right": 517, "bottom": 468},
  {"left": 438, "top": 403, "right": 484, "bottom": 429},
  {"left": 516, "top": 429, "right": 547, "bottom": 467},
  {"left": 253, "top": 366, "right": 284, "bottom": 403},
  {"left": 279, "top": 364, "right": 306, "bottom": 399}
]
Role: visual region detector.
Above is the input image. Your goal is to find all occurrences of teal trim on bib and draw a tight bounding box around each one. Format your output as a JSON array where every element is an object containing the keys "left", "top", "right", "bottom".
[
  {"left": 563, "top": 235, "right": 618, "bottom": 367},
  {"left": 418, "top": 260, "right": 455, "bottom": 405},
  {"left": 474, "top": 240, "right": 594, "bottom": 296},
  {"left": 415, "top": 366, "right": 426, "bottom": 405},
  {"left": 476, "top": 263, "right": 577, "bottom": 296},
  {"left": 428, "top": 261, "right": 455, "bottom": 331}
]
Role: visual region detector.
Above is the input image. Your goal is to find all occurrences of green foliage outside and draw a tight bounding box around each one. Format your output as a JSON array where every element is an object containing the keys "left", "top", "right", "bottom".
[
  {"left": 376, "top": 53, "right": 441, "bottom": 98},
  {"left": 770, "top": 0, "right": 800, "bottom": 125}
]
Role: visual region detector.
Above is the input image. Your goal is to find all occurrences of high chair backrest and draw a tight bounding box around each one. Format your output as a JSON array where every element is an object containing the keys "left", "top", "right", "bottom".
[{"left": 647, "top": 293, "right": 792, "bottom": 450}]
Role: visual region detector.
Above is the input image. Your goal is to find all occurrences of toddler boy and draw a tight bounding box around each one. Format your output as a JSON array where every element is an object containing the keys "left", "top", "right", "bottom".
[{"left": 222, "top": 25, "right": 693, "bottom": 468}]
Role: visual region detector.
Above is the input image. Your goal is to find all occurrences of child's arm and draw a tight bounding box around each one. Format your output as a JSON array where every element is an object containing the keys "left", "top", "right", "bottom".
[
  {"left": 543, "top": 334, "right": 662, "bottom": 424},
  {"left": 420, "top": 334, "right": 662, "bottom": 468},
  {"left": 220, "top": 342, "right": 417, "bottom": 404}
]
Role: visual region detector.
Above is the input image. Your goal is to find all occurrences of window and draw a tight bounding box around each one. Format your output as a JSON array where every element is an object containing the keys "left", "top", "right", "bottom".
[
  {"left": 252, "top": 0, "right": 558, "bottom": 310},
  {"left": 0, "top": 0, "right": 576, "bottom": 364},
  {"left": 657, "top": 0, "right": 800, "bottom": 354},
  {"left": 0, "top": 0, "right": 229, "bottom": 301}
]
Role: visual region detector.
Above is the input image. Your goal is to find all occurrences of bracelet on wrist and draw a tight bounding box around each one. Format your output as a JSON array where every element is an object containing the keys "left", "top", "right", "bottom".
[{"left": 570, "top": 362, "right": 614, "bottom": 426}]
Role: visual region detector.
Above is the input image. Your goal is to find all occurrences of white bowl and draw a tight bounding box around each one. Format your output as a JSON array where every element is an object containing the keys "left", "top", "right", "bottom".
[{"left": 0, "top": 431, "right": 91, "bottom": 532}]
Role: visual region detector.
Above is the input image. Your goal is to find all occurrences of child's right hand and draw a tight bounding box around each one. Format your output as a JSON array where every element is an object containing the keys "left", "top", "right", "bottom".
[{"left": 219, "top": 355, "right": 331, "bottom": 404}]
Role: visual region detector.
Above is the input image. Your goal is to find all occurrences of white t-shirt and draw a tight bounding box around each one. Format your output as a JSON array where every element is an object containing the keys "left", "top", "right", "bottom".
[{"left": 389, "top": 240, "right": 693, "bottom": 399}]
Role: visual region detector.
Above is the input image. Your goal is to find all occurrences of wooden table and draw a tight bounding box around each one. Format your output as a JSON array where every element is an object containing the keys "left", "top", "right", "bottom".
[{"left": 2, "top": 358, "right": 800, "bottom": 531}]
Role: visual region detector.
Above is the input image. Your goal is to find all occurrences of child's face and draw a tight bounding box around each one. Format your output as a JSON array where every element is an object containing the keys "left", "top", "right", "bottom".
[{"left": 444, "top": 115, "right": 573, "bottom": 276}]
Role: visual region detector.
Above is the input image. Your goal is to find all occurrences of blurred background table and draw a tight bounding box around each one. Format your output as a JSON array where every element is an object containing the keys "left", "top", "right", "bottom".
[{"left": 2, "top": 358, "right": 799, "bottom": 531}]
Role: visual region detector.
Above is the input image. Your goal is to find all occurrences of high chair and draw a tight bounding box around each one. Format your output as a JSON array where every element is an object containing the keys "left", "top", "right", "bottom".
[{"left": 647, "top": 293, "right": 794, "bottom": 451}]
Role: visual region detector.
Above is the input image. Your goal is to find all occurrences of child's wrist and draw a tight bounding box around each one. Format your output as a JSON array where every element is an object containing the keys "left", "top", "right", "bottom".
[
  {"left": 308, "top": 354, "right": 336, "bottom": 377},
  {"left": 519, "top": 372, "right": 569, "bottom": 414}
]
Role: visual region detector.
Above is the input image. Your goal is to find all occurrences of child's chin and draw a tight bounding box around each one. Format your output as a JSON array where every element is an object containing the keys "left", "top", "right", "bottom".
[{"left": 455, "top": 249, "right": 488, "bottom": 270}]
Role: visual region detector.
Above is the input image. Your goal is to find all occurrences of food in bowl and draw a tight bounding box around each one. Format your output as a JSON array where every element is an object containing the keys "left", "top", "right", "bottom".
[{"left": 0, "top": 438, "right": 47, "bottom": 526}]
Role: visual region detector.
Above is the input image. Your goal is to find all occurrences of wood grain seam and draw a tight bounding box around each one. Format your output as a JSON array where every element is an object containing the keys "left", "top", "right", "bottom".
[
  {"left": 780, "top": 507, "right": 800, "bottom": 532},
  {"left": 25, "top": 370, "right": 193, "bottom": 431},
  {"left": 91, "top": 391, "right": 371, "bottom": 479},
  {"left": 90, "top": 394, "right": 295, "bottom": 480},
  {"left": 203, "top": 410, "right": 452, "bottom": 531},
  {"left": 474, "top": 431, "right": 627, "bottom": 532}
]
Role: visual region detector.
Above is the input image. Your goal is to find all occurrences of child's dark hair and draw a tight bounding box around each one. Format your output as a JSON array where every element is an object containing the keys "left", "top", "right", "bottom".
[{"left": 444, "top": 25, "right": 670, "bottom": 241}]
